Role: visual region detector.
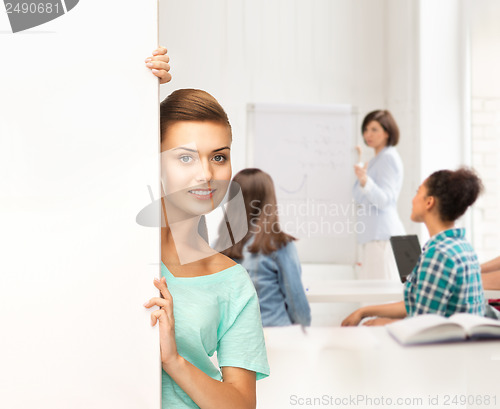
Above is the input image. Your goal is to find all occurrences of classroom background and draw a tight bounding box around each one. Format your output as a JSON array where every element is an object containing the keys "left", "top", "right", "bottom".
[
  {"left": 160, "top": 0, "right": 500, "bottom": 262},
  {"left": 160, "top": 0, "right": 500, "bottom": 324}
]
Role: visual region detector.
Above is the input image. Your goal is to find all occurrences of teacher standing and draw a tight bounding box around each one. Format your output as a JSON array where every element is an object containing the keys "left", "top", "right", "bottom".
[{"left": 353, "top": 110, "right": 405, "bottom": 281}]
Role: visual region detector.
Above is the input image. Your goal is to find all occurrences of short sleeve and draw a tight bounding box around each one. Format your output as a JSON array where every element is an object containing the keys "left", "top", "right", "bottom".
[{"left": 217, "top": 276, "right": 270, "bottom": 380}]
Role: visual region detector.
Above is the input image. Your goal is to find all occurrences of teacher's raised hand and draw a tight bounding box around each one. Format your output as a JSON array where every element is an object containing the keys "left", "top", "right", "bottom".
[{"left": 353, "top": 162, "right": 368, "bottom": 187}]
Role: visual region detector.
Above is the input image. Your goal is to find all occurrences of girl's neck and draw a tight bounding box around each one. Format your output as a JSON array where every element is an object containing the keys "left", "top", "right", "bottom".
[
  {"left": 424, "top": 216, "right": 455, "bottom": 238},
  {"left": 161, "top": 218, "right": 217, "bottom": 268}
]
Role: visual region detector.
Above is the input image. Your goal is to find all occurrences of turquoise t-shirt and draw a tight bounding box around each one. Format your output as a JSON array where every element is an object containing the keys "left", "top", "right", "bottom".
[{"left": 160, "top": 262, "right": 270, "bottom": 409}]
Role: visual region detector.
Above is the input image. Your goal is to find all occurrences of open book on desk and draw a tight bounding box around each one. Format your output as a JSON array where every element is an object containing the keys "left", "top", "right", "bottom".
[{"left": 387, "top": 313, "right": 500, "bottom": 345}]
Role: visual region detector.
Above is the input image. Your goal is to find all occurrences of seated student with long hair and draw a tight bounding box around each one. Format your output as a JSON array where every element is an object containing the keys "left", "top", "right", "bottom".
[
  {"left": 222, "top": 168, "right": 311, "bottom": 327},
  {"left": 342, "top": 167, "right": 485, "bottom": 326}
]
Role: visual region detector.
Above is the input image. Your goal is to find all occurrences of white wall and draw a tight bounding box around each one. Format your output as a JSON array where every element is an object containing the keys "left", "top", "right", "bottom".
[
  {"left": 414, "top": 0, "right": 469, "bottom": 242},
  {"left": 0, "top": 2, "right": 161, "bottom": 408},
  {"left": 419, "top": 0, "right": 466, "bottom": 178},
  {"left": 470, "top": 0, "right": 500, "bottom": 261},
  {"left": 386, "top": 0, "right": 420, "bottom": 236},
  {"left": 470, "top": 0, "right": 500, "bottom": 97}
]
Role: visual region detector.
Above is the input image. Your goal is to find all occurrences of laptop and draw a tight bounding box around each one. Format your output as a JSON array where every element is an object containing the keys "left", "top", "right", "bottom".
[{"left": 390, "top": 235, "right": 422, "bottom": 283}]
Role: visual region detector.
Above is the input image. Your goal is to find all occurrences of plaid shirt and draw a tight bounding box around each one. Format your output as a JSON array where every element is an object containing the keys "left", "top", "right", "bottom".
[{"left": 404, "top": 228, "right": 485, "bottom": 317}]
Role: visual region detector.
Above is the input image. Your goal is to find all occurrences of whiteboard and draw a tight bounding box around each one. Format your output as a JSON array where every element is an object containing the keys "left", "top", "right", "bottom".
[
  {"left": 247, "top": 103, "right": 357, "bottom": 264},
  {"left": 0, "top": 2, "right": 161, "bottom": 408}
]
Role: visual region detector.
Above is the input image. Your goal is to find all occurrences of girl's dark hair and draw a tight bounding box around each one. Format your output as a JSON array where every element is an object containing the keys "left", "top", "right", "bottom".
[
  {"left": 222, "top": 168, "right": 295, "bottom": 259},
  {"left": 425, "top": 167, "right": 483, "bottom": 222},
  {"left": 361, "top": 110, "right": 400, "bottom": 146},
  {"left": 160, "top": 89, "right": 231, "bottom": 143}
]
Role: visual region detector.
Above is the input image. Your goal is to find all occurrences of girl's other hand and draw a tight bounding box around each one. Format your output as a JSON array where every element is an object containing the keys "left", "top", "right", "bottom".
[
  {"left": 143, "top": 276, "right": 179, "bottom": 370},
  {"left": 145, "top": 46, "right": 171, "bottom": 84}
]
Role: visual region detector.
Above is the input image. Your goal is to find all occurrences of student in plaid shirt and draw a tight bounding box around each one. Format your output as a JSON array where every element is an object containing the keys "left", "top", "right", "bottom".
[{"left": 342, "top": 167, "right": 485, "bottom": 326}]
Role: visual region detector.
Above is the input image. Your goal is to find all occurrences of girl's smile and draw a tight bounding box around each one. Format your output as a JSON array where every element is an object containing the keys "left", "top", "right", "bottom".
[{"left": 188, "top": 187, "right": 216, "bottom": 200}]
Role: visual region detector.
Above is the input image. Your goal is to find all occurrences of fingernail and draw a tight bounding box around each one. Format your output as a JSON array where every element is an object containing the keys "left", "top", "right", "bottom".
[
  {"left": 143, "top": 302, "right": 148, "bottom": 307},
  {"left": 152, "top": 69, "right": 160, "bottom": 74},
  {"left": 145, "top": 58, "right": 151, "bottom": 62},
  {"left": 146, "top": 62, "right": 153, "bottom": 68},
  {"left": 152, "top": 51, "right": 158, "bottom": 55},
  {"left": 154, "top": 277, "right": 160, "bottom": 282}
]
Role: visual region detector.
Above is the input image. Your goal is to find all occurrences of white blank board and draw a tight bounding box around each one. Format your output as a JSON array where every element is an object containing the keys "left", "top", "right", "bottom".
[
  {"left": 0, "top": 2, "right": 161, "bottom": 408},
  {"left": 248, "top": 103, "right": 357, "bottom": 264}
]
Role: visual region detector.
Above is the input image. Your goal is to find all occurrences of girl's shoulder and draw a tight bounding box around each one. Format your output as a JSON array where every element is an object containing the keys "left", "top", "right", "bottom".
[
  {"left": 211, "top": 252, "right": 238, "bottom": 271},
  {"left": 204, "top": 253, "right": 252, "bottom": 283}
]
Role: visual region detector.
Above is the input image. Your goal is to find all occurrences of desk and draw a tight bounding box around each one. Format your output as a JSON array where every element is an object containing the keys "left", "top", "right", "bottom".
[
  {"left": 304, "top": 279, "right": 403, "bottom": 303},
  {"left": 304, "top": 279, "right": 500, "bottom": 303},
  {"left": 258, "top": 326, "right": 500, "bottom": 409}
]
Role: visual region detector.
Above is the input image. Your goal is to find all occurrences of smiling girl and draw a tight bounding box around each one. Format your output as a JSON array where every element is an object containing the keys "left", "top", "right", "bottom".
[{"left": 143, "top": 86, "right": 269, "bottom": 409}]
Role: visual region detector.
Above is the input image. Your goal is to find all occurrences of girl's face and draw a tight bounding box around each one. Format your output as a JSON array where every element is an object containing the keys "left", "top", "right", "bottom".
[
  {"left": 363, "top": 120, "right": 389, "bottom": 151},
  {"left": 161, "top": 121, "right": 232, "bottom": 217},
  {"left": 410, "top": 180, "right": 430, "bottom": 222}
]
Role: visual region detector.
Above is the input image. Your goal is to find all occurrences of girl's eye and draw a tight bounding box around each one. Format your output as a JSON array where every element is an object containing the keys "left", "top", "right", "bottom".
[
  {"left": 179, "top": 155, "right": 193, "bottom": 164},
  {"left": 213, "top": 155, "right": 226, "bottom": 163}
]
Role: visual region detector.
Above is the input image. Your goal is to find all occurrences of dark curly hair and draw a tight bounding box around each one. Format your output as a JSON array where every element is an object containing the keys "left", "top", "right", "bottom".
[{"left": 425, "top": 167, "right": 483, "bottom": 222}]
